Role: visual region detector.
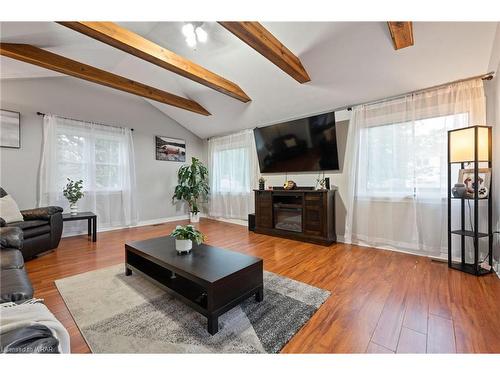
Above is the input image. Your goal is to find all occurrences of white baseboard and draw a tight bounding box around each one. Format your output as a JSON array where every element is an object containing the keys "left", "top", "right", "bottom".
[
  {"left": 61, "top": 214, "right": 191, "bottom": 238},
  {"left": 206, "top": 216, "right": 248, "bottom": 227},
  {"left": 340, "top": 236, "right": 448, "bottom": 261},
  {"left": 136, "top": 215, "right": 190, "bottom": 227}
]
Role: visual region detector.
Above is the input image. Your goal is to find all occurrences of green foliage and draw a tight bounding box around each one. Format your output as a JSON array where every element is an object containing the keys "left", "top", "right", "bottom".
[
  {"left": 172, "top": 157, "right": 209, "bottom": 214},
  {"left": 258, "top": 176, "right": 265, "bottom": 183},
  {"left": 63, "top": 178, "right": 84, "bottom": 204},
  {"left": 170, "top": 225, "right": 206, "bottom": 245}
]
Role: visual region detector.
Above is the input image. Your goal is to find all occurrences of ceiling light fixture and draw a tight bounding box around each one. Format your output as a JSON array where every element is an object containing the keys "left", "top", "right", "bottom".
[{"left": 182, "top": 22, "right": 208, "bottom": 48}]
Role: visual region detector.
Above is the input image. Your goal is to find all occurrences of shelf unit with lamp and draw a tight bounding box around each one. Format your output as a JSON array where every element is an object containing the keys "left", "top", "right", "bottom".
[{"left": 447, "top": 125, "right": 493, "bottom": 276}]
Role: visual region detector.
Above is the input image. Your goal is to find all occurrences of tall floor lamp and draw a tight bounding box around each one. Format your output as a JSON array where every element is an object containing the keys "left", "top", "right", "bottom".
[{"left": 447, "top": 125, "right": 493, "bottom": 276}]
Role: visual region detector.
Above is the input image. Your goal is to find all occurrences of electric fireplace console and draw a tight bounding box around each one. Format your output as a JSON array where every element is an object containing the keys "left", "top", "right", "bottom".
[{"left": 253, "top": 189, "right": 336, "bottom": 245}]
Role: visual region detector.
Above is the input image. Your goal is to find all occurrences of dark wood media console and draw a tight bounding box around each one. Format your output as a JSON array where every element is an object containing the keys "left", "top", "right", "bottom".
[{"left": 254, "top": 189, "right": 336, "bottom": 245}]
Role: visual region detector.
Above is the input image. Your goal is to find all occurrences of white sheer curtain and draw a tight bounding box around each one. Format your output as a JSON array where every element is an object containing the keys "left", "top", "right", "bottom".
[
  {"left": 39, "top": 114, "right": 137, "bottom": 235},
  {"left": 208, "top": 129, "right": 259, "bottom": 220},
  {"left": 344, "top": 79, "right": 486, "bottom": 257}
]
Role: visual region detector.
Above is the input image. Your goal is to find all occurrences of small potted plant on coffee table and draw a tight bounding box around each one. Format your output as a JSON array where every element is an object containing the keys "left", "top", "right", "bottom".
[{"left": 170, "top": 225, "right": 206, "bottom": 254}]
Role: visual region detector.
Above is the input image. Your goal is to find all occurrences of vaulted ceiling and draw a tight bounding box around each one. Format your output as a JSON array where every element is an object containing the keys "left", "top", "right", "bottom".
[{"left": 1, "top": 22, "right": 498, "bottom": 138}]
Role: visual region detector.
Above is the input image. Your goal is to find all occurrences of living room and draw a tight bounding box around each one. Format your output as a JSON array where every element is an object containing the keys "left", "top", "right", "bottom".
[{"left": 1, "top": 0, "right": 500, "bottom": 372}]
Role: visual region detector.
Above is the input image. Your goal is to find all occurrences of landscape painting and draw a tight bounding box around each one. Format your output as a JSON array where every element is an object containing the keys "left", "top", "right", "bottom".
[{"left": 155, "top": 136, "right": 186, "bottom": 162}]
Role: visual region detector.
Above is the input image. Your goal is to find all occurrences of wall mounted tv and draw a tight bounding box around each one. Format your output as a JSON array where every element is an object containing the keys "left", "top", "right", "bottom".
[{"left": 254, "top": 111, "right": 339, "bottom": 173}]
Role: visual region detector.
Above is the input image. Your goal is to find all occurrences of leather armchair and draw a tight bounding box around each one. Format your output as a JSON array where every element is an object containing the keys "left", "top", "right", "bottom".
[{"left": 0, "top": 187, "right": 63, "bottom": 259}]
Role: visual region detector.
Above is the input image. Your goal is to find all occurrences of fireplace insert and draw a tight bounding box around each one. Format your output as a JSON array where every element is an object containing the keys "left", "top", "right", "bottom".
[{"left": 273, "top": 203, "right": 302, "bottom": 232}]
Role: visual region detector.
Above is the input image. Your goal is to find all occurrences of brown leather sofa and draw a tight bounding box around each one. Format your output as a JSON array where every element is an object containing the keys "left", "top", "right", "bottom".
[{"left": 0, "top": 187, "right": 63, "bottom": 259}]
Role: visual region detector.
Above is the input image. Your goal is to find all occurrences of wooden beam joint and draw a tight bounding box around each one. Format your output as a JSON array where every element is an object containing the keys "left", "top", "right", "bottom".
[{"left": 387, "top": 22, "right": 414, "bottom": 50}]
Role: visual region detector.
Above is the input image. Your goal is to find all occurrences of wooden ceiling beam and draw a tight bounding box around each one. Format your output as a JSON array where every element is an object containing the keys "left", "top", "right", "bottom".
[
  {"left": 0, "top": 43, "right": 210, "bottom": 116},
  {"left": 387, "top": 22, "right": 414, "bottom": 50},
  {"left": 218, "top": 22, "right": 310, "bottom": 83},
  {"left": 57, "top": 22, "right": 251, "bottom": 103}
]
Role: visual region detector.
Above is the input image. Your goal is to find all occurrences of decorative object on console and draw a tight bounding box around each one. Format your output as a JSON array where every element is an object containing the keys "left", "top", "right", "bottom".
[
  {"left": 283, "top": 180, "right": 297, "bottom": 190},
  {"left": 0, "top": 109, "right": 20, "bottom": 149},
  {"left": 258, "top": 177, "right": 265, "bottom": 190},
  {"left": 63, "top": 178, "right": 84, "bottom": 216},
  {"left": 155, "top": 136, "right": 186, "bottom": 162},
  {"left": 315, "top": 172, "right": 326, "bottom": 190},
  {"left": 448, "top": 125, "right": 493, "bottom": 276},
  {"left": 170, "top": 224, "right": 206, "bottom": 254},
  {"left": 172, "top": 157, "right": 209, "bottom": 223}
]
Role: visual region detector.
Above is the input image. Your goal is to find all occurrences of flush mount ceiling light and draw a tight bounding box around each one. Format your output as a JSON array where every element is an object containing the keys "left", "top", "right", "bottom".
[{"left": 182, "top": 22, "right": 208, "bottom": 48}]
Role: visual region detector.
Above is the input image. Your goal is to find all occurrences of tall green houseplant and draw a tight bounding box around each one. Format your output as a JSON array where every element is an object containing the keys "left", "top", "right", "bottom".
[{"left": 172, "top": 157, "right": 209, "bottom": 222}]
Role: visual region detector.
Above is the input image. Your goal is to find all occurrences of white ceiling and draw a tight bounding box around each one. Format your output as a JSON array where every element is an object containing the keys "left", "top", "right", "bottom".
[{"left": 1, "top": 22, "right": 498, "bottom": 138}]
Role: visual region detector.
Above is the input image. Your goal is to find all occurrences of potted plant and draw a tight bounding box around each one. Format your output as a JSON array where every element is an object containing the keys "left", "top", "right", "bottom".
[
  {"left": 172, "top": 157, "right": 209, "bottom": 223},
  {"left": 63, "top": 178, "right": 84, "bottom": 215},
  {"left": 170, "top": 225, "right": 206, "bottom": 254}
]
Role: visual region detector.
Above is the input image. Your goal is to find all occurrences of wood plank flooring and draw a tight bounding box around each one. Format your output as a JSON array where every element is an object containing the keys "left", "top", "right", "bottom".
[{"left": 24, "top": 218, "right": 500, "bottom": 354}]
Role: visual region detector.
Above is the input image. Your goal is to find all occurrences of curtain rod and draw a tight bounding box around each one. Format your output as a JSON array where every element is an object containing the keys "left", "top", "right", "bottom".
[
  {"left": 340, "top": 71, "right": 495, "bottom": 112},
  {"left": 36, "top": 112, "right": 134, "bottom": 132}
]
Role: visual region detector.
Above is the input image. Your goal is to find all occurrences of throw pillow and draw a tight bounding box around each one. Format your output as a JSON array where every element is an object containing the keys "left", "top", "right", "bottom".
[{"left": 0, "top": 194, "right": 24, "bottom": 223}]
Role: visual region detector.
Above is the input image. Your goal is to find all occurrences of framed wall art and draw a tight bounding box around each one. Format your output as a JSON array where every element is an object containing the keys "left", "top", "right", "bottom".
[
  {"left": 0, "top": 109, "right": 20, "bottom": 148},
  {"left": 155, "top": 136, "right": 186, "bottom": 162},
  {"left": 457, "top": 168, "right": 491, "bottom": 198}
]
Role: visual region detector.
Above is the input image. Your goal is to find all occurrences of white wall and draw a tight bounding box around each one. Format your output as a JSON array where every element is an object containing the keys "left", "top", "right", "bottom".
[
  {"left": 485, "top": 23, "right": 500, "bottom": 269},
  {"left": 260, "top": 113, "right": 350, "bottom": 237},
  {"left": 0, "top": 76, "right": 206, "bottom": 224}
]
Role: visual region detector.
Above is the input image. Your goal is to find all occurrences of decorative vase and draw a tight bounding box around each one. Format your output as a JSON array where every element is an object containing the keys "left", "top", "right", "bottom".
[
  {"left": 175, "top": 239, "right": 192, "bottom": 254},
  {"left": 259, "top": 181, "right": 265, "bottom": 190},
  {"left": 190, "top": 212, "right": 200, "bottom": 223},
  {"left": 70, "top": 202, "right": 78, "bottom": 216}
]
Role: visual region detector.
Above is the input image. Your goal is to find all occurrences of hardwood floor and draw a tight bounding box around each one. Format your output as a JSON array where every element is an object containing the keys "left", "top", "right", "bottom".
[{"left": 24, "top": 218, "right": 500, "bottom": 354}]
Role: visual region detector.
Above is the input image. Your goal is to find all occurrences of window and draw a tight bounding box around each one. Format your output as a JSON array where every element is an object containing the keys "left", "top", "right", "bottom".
[
  {"left": 56, "top": 127, "right": 124, "bottom": 192},
  {"left": 212, "top": 147, "right": 250, "bottom": 193},
  {"left": 208, "top": 129, "right": 259, "bottom": 220},
  {"left": 358, "top": 113, "right": 469, "bottom": 198}
]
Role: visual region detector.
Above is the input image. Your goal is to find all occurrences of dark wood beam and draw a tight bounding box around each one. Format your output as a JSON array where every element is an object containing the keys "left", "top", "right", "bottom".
[
  {"left": 0, "top": 43, "right": 210, "bottom": 116},
  {"left": 218, "top": 22, "right": 310, "bottom": 83},
  {"left": 57, "top": 22, "right": 251, "bottom": 103},
  {"left": 387, "top": 22, "right": 414, "bottom": 50}
]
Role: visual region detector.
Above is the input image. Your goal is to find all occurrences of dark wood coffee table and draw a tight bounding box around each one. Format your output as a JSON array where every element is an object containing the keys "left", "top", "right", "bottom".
[{"left": 124, "top": 236, "right": 263, "bottom": 335}]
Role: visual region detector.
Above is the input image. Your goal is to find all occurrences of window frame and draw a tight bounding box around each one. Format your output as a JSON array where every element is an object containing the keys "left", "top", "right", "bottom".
[{"left": 356, "top": 112, "right": 469, "bottom": 200}]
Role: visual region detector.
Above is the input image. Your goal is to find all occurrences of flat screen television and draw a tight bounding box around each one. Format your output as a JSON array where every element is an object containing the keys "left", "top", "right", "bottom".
[{"left": 254, "top": 111, "right": 339, "bottom": 173}]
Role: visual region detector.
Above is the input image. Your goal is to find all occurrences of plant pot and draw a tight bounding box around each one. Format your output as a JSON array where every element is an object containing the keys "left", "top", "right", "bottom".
[
  {"left": 175, "top": 239, "right": 192, "bottom": 254},
  {"left": 70, "top": 203, "right": 78, "bottom": 216},
  {"left": 189, "top": 212, "right": 200, "bottom": 223}
]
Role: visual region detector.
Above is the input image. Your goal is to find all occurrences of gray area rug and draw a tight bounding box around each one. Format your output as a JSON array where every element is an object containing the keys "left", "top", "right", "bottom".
[{"left": 55, "top": 264, "right": 330, "bottom": 353}]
